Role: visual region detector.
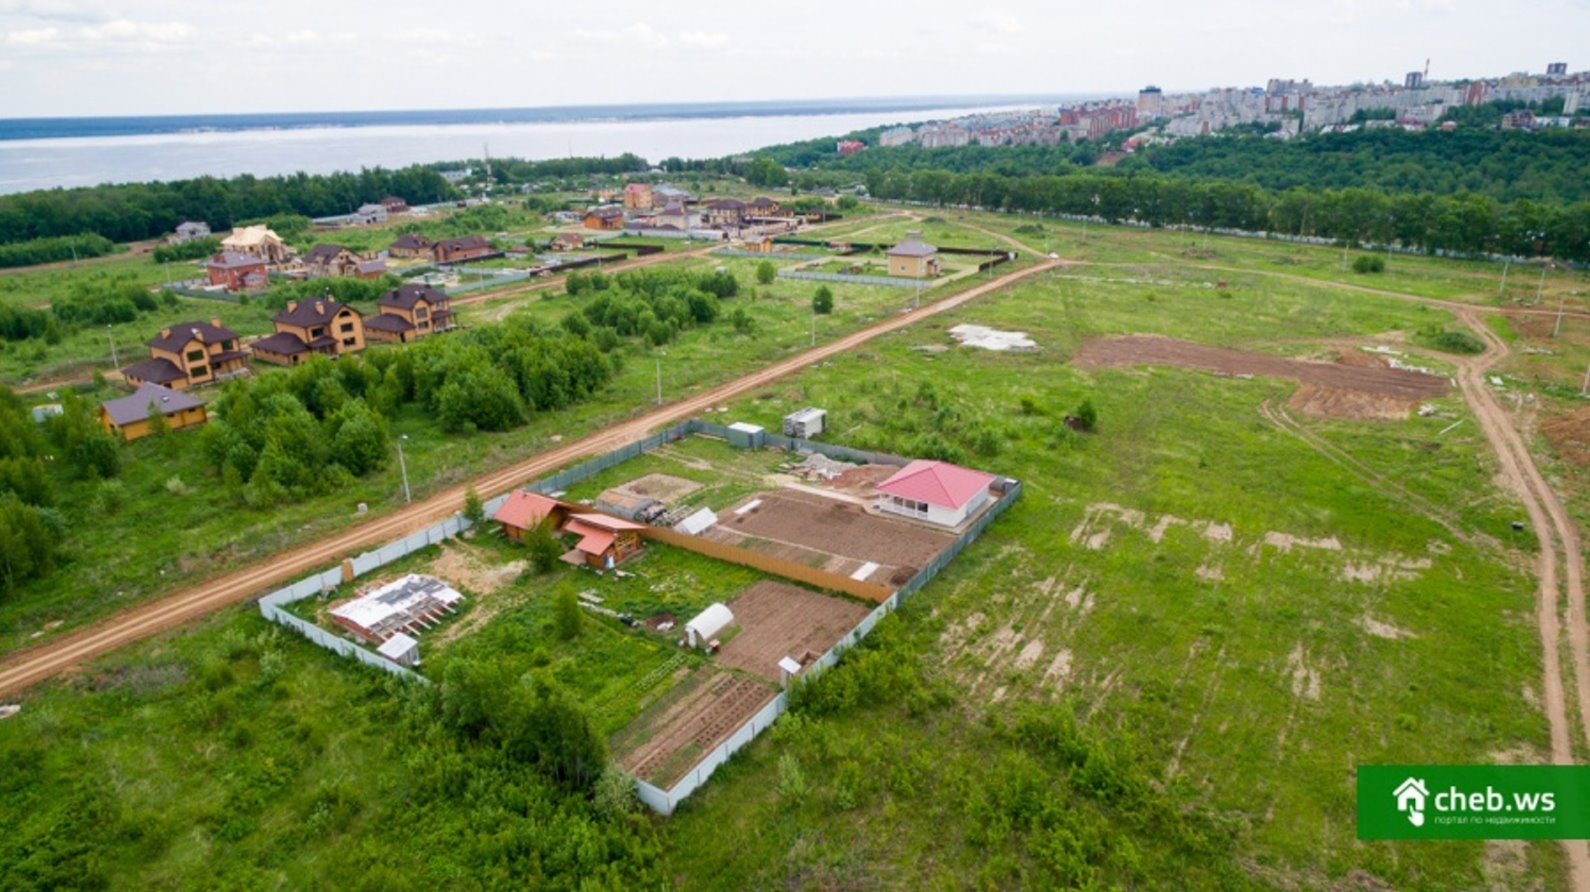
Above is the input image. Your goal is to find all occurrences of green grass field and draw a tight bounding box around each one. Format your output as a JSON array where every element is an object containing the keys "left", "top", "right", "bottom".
[{"left": 1, "top": 203, "right": 1584, "bottom": 889}]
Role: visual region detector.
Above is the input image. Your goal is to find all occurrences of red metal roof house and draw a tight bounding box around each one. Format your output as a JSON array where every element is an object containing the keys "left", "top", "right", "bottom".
[{"left": 874, "top": 460, "right": 997, "bottom": 527}]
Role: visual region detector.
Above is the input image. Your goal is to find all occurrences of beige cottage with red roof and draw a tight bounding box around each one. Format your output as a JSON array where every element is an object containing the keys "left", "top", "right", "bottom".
[
  {"left": 874, "top": 459, "right": 996, "bottom": 527},
  {"left": 492, "top": 490, "right": 566, "bottom": 542}
]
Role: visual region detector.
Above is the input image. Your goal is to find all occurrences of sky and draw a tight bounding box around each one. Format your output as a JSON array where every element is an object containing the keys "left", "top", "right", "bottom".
[{"left": 0, "top": 0, "right": 1587, "bottom": 118}]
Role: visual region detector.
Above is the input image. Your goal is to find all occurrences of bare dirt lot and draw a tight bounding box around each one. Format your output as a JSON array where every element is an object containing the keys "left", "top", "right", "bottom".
[
  {"left": 716, "top": 581, "right": 871, "bottom": 683},
  {"left": 613, "top": 473, "right": 702, "bottom": 503},
  {"left": 709, "top": 488, "right": 955, "bottom": 585},
  {"left": 1543, "top": 407, "right": 1590, "bottom": 470},
  {"left": 614, "top": 668, "right": 775, "bottom": 787},
  {"left": 1073, "top": 335, "right": 1450, "bottom": 419},
  {"left": 825, "top": 463, "right": 902, "bottom": 497}
]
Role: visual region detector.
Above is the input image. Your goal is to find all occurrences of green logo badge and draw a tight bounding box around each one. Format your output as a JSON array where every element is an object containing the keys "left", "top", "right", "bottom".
[{"left": 1358, "top": 765, "right": 1590, "bottom": 839}]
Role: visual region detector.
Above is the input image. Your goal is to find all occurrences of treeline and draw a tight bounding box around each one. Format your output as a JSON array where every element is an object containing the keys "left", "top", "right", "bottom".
[
  {"left": 863, "top": 167, "right": 1590, "bottom": 261},
  {"left": 1130, "top": 127, "right": 1590, "bottom": 204},
  {"left": 200, "top": 317, "right": 615, "bottom": 506},
  {"left": 0, "top": 386, "right": 121, "bottom": 593},
  {"left": 433, "top": 154, "right": 648, "bottom": 187},
  {"left": 150, "top": 236, "right": 220, "bottom": 263},
  {"left": 0, "top": 166, "right": 459, "bottom": 246},
  {"left": 0, "top": 276, "right": 178, "bottom": 343},
  {"left": 0, "top": 234, "right": 118, "bottom": 269}
]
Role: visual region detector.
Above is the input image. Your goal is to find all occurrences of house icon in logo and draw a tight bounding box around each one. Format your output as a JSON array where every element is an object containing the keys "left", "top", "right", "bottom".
[{"left": 1395, "top": 777, "right": 1429, "bottom": 827}]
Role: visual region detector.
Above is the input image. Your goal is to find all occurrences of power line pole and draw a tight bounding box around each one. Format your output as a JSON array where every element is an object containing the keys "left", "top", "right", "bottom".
[
  {"left": 107, "top": 325, "right": 118, "bottom": 369},
  {"left": 1582, "top": 362, "right": 1590, "bottom": 397},
  {"left": 396, "top": 435, "right": 411, "bottom": 504},
  {"left": 654, "top": 355, "right": 662, "bottom": 406},
  {"left": 1498, "top": 257, "right": 1510, "bottom": 296},
  {"left": 1553, "top": 289, "right": 1567, "bottom": 338}
]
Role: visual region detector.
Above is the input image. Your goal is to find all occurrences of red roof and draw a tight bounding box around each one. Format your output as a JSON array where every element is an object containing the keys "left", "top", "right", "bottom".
[
  {"left": 563, "top": 519, "right": 616, "bottom": 555},
  {"left": 875, "top": 460, "right": 996, "bottom": 510},
  {"left": 492, "top": 490, "right": 561, "bottom": 530}
]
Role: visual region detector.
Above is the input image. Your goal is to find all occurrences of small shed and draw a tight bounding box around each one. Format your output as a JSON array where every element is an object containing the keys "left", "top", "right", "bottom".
[
  {"left": 726, "top": 421, "right": 766, "bottom": 449},
  {"left": 783, "top": 407, "right": 826, "bottom": 439},
  {"left": 674, "top": 507, "right": 717, "bottom": 535},
  {"left": 596, "top": 488, "right": 664, "bottom": 523},
  {"left": 777, "top": 656, "right": 803, "bottom": 687},
  {"left": 685, "top": 603, "right": 735, "bottom": 648},
  {"left": 378, "top": 632, "right": 420, "bottom": 667}
]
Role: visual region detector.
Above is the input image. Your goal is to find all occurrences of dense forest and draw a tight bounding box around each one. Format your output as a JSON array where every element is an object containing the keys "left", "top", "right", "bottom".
[
  {"left": 861, "top": 167, "right": 1590, "bottom": 261},
  {"left": 0, "top": 166, "right": 458, "bottom": 246},
  {"left": 1129, "top": 127, "right": 1590, "bottom": 204}
]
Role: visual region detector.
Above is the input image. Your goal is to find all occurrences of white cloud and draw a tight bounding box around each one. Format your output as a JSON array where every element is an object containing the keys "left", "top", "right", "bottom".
[
  {"left": 575, "top": 23, "right": 669, "bottom": 49},
  {"left": 0, "top": 0, "right": 107, "bottom": 23},
  {"left": 979, "top": 11, "right": 1022, "bottom": 34},
  {"left": 283, "top": 29, "right": 353, "bottom": 45},
  {"left": 78, "top": 19, "right": 194, "bottom": 45},
  {"left": 677, "top": 29, "right": 730, "bottom": 48},
  {"left": 384, "top": 26, "right": 479, "bottom": 47},
  {"left": 2, "top": 24, "right": 59, "bottom": 46}
]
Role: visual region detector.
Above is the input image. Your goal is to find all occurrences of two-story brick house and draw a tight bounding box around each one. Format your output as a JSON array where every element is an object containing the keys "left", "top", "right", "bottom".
[
  {"left": 365, "top": 284, "right": 455, "bottom": 344},
  {"left": 250, "top": 298, "right": 366, "bottom": 366},
  {"left": 203, "top": 251, "right": 269, "bottom": 292},
  {"left": 121, "top": 319, "right": 249, "bottom": 390}
]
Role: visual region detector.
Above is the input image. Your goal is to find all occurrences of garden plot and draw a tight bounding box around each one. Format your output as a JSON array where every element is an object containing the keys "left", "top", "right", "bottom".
[
  {"left": 612, "top": 667, "right": 776, "bottom": 787},
  {"left": 715, "top": 580, "right": 871, "bottom": 683},
  {"left": 707, "top": 488, "right": 955, "bottom": 586}
]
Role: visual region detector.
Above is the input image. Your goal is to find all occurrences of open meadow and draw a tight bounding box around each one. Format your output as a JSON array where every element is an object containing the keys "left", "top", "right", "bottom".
[{"left": 1, "top": 207, "right": 1586, "bottom": 889}]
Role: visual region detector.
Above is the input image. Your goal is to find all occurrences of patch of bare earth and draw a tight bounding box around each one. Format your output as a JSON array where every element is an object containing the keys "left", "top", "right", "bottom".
[
  {"left": 1073, "top": 334, "right": 1448, "bottom": 419},
  {"left": 427, "top": 542, "right": 526, "bottom": 647}
]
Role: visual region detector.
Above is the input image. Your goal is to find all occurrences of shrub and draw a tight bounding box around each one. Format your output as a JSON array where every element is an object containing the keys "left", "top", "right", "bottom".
[
  {"left": 812, "top": 286, "right": 834, "bottom": 314},
  {"left": 463, "top": 486, "right": 485, "bottom": 526},
  {"left": 1351, "top": 255, "right": 1386, "bottom": 274},
  {"left": 1073, "top": 399, "right": 1098, "bottom": 432},
  {"left": 1423, "top": 328, "right": 1485, "bottom": 354},
  {"left": 755, "top": 260, "right": 776, "bottom": 285}
]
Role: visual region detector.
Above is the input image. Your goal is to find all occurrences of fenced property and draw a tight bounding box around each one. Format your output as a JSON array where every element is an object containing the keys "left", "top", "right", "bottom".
[
  {"left": 256, "top": 493, "right": 509, "bottom": 680},
  {"left": 257, "top": 417, "right": 1020, "bottom": 816},
  {"left": 777, "top": 269, "right": 926, "bottom": 288}
]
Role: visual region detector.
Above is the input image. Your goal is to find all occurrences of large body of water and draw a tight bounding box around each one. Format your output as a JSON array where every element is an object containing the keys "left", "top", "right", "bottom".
[{"left": 0, "top": 96, "right": 1080, "bottom": 195}]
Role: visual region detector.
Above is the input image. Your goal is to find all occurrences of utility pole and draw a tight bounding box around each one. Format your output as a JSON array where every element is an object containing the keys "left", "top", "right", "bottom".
[
  {"left": 1553, "top": 289, "right": 1567, "bottom": 338},
  {"left": 396, "top": 435, "right": 411, "bottom": 503},
  {"left": 1536, "top": 262, "right": 1548, "bottom": 306},
  {"left": 810, "top": 309, "right": 815, "bottom": 347},
  {"left": 1498, "top": 257, "right": 1510, "bottom": 296},
  {"left": 107, "top": 325, "right": 118, "bottom": 369},
  {"left": 654, "top": 355, "right": 662, "bottom": 406},
  {"left": 1582, "top": 362, "right": 1590, "bottom": 397}
]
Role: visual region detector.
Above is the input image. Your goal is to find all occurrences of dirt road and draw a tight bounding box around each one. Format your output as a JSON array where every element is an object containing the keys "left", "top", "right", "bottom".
[
  {"left": 0, "top": 259, "right": 1056, "bottom": 698},
  {"left": 1444, "top": 308, "right": 1590, "bottom": 888}
]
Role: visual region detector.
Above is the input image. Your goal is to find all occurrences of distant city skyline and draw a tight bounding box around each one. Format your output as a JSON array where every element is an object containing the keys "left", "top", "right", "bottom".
[{"left": 0, "top": 0, "right": 1586, "bottom": 118}]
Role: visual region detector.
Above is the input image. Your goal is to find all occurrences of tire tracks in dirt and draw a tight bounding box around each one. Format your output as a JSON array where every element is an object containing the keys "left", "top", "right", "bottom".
[
  {"left": 0, "top": 259, "right": 1057, "bottom": 698},
  {"left": 1451, "top": 306, "right": 1590, "bottom": 888}
]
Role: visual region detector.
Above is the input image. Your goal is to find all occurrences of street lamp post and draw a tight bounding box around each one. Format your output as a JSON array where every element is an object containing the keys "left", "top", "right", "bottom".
[
  {"left": 1498, "top": 257, "right": 1511, "bottom": 297},
  {"left": 107, "top": 325, "right": 119, "bottom": 369},
  {"left": 396, "top": 434, "right": 411, "bottom": 503},
  {"left": 1536, "top": 262, "right": 1548, "bottom": 307},
  {"left": 654, "top": 355, "right": 663, "bottom": 406}
]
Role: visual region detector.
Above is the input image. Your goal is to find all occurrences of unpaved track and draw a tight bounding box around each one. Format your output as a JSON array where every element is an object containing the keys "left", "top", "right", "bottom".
[
  {"left": 1449, "top": 307, "right": 1590, "bottom": 888},
  {"left": 0, "top": 259, "right": 1056, "bottom": 698}
]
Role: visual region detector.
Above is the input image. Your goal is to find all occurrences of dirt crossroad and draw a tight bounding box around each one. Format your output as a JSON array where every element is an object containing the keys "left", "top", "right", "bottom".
[{"left": 0, "top": 259, "right": 1057, "bottom": 698}]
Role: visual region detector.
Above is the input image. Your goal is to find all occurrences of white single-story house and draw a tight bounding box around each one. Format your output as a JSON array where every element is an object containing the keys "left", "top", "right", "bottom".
[{"left": 874, "top": 459, "right": 997, "bottom": 528}]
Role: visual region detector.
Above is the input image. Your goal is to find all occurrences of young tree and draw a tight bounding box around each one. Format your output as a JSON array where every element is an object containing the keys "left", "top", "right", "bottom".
[
  {"left": 525, "top": 521, "right": 563, "bottom": 575},
  {"left": 755, "top": 260, "right": 776, "bottom": 285},
  {"left": 463, "top": 486, "right": 485, "bottom": 527},
  {"left": 1074, "top": 398, "right": 1098, "bottom": 432},
  {"left": 554, "top": 588, "right": 582, "bottom": 640},
  {"left": 812, "top": 285, "right": 834, "bottom": 314}
]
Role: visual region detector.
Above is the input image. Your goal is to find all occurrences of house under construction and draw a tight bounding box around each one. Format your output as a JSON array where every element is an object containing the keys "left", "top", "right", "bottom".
[{"left": 330, "top": 574, "right": 464, "bottom": 643}]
